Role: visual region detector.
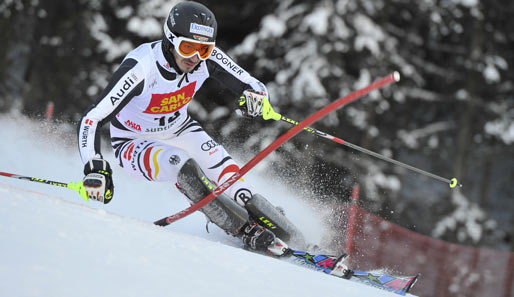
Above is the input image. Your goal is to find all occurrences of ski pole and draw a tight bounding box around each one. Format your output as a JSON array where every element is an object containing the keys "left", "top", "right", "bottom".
[
  {"left": 263, "top": 109, "right": 462, "bottom": 188},
  {"left": 0, "top": 171, "right": 89, "bottom": 201}
]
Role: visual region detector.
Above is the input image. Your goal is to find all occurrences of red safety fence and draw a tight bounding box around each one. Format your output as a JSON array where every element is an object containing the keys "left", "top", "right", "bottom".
[{"left": 329, "top": 188, "right": 514, "bottom": 297}]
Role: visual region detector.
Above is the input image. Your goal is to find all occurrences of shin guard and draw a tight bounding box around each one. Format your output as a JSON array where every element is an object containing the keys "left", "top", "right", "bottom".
[{"left": 176, "top": 159, "right": 249, "bottom": 235}]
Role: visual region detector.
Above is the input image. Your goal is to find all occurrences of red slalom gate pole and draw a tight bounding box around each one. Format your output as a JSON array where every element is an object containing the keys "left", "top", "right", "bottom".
[
  {"left": 46, "top": 101, "right": 54, "bottom": 121},
  {"left": 345, "top": 185, "right": 360, "bottom": 258},
  {"left": 154, "top": 72, "right": 400, "bottom": 226}
]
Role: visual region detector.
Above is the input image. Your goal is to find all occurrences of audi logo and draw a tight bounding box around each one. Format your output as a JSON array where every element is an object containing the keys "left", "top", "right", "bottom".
[{"left": 201, "top": 140, "right": 219, "bottom": 151}]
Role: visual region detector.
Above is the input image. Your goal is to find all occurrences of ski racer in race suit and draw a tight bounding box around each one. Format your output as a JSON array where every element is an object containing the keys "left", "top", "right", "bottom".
[{"left": 77, "top": 1, "right": 301, "bottom": 254}]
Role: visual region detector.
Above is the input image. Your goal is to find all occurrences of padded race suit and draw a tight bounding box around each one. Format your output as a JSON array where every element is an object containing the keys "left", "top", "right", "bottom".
[{"left": 78, "top": 40, "right": 268, "bottom": 206}]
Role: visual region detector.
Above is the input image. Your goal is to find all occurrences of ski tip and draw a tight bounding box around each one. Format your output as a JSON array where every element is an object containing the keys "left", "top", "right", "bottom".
[
  {"left": 393, "top": 71, "right": 401, "bottom": 82},
  {"left": 404, "top": 273, "right": 421, "bottom": 293},
  {"left": 153, "top": 217, "right": 169, "bottom": 226}
]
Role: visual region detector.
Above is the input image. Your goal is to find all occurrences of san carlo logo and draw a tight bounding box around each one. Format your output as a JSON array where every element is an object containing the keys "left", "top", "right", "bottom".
[
  {"left": 201, "top": 140, "right": 219, "bottom": 151},
  {"left": 144, "top": 82, "right": 196, "bottom": 114}
]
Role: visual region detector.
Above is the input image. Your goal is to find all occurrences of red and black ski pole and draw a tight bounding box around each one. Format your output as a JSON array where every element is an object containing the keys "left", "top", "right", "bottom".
[{"left": 272, "top": 107, "right": 461, "bottom": 188}]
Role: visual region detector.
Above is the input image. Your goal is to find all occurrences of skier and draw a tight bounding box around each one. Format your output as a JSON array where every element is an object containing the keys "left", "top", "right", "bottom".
[{"left": 77, "top": 1, "right": 304, "bottom": 254}]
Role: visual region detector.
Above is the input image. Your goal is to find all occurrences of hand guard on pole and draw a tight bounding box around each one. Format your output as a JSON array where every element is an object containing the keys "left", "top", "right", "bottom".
[
  {"left": 237, "top": 90, "right": 281, "bottom": 121},
  {"left": 83, "top": 157, "right": 114, "bottom": 204}
]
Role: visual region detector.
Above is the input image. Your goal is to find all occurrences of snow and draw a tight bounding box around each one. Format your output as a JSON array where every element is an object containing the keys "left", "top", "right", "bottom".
[
  {"left": 432, "top": 188, "right": 488, "bottom": 243},
  {"left": 483, "top": 63, "right": 500, "bottom": 83},
  {"left": 345, "top": 106, "right": 368, "bottom": 130},
  {"left": 88, "top": 0, "right": 176, "bottom": 61},
  {"left": 0, "top": 114, "right": 415, "bottom": 297},
  {"left": 397, "top": 121, "right": 455, "bottom": 149},
  {"left": 331, "top": 16, "right": 351, "bottom": 40},
  {"left": 452, "top": 0, "right": 478, "bottom": 8},
  {"left": 260, "top": 15, "right": 288, "bottom": 38},
  {"left": 127, "top": 17, "right": 162, "bottom": 37},
  {"left": 301, "top": 6, "right": 331, "bottom": 35},
  {"left": 89, "top": 13, "right": 133, "bottom": 62},
  {"left": 485, "top": 118, "right": 514, "bottom": 145},
  {"left": 353, "top": 13, "right": 385, "bottom": 56}
]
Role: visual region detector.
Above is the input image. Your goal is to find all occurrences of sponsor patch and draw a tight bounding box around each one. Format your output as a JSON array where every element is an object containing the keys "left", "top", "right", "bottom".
[
  {"left": 110, "top": 74, "right": 139, "bottom": 105},
  {"left": 235, "top": 188, "right": 252, "bottom": 205},
  {"left": 168, "top": 13, "right": 176, "bottom": 27},
  {"left": 81, "top": 126, "right": 89, "bottom": 148},
  {"left": 190, "top": 23, "right": 214, "bottom": 38},
  {"left": 124, "top": 119, "right": 141, "bottom": 131},
  {"left": 169, "top": 155, "right": 181, "bottom": 165},
  {"left": 201, "top": 140, "right": 219, "bottom": 152},
  {"left": 193, "top": 35, "right": 209, "bottom": 42},
  {"left": 144, "top": 82, "right": 196, "bottom": 114},
  {"left": 211, "top": 49, "right": 244, "bottom": 76}
]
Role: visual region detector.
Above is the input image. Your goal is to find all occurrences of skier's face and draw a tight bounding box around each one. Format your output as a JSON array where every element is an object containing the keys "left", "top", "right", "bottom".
[{"left": 172, "top": 49, "right": 201, "bottom": 73}]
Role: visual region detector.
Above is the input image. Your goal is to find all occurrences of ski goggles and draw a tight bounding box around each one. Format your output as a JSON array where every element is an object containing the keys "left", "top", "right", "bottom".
[{"left": 166, "top": 30, "right": 215, "bottom": 60}]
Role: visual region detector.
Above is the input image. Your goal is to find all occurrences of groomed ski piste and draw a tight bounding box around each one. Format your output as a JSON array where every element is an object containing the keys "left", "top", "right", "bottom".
[{"left": 0, "top": 115, "right": 418, "bottom": 297}]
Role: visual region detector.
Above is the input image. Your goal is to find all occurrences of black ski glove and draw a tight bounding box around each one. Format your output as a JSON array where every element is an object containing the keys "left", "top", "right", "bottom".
[{"left": 83, "top": 157, "right": 114, "bottom": 204}]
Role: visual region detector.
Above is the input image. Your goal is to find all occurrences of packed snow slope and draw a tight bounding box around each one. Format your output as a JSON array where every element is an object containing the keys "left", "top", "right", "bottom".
[{"left": 0, "top": 115, "right": 411, "bottom": 297}]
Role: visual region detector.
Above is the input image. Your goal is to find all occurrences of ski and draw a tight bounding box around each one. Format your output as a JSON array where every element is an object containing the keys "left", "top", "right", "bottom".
[
  {"left": 349, "top": 269, "right": 420, "bottom": 296},
  {"left": 277, "top": 248, "right": 419, "bottom": 296}
]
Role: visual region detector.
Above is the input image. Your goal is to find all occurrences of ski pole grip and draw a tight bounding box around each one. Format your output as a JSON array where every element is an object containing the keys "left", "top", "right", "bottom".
[
  {"left": 68, "top": 181, "right": 88, "bottom": 202},
  {"left": 262, "top": 98, "right": 282, "bottom": 121}
]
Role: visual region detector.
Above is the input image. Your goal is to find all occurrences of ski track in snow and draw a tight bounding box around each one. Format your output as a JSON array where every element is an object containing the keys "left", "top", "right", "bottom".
[{"left": 0, "top": 115, "right": 414, "bottom": 297}]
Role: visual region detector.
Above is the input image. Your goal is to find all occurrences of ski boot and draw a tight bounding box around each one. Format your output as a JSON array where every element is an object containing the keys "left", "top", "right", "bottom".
[
  {"left": 244, "top": 193, "right": 306, "bottom": 248},
  {"left": 240, "top": 222, "right": 290, "bottom": 257},
  {"left": 176, "top": 158, "right": 303, "bottom": 253}
]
